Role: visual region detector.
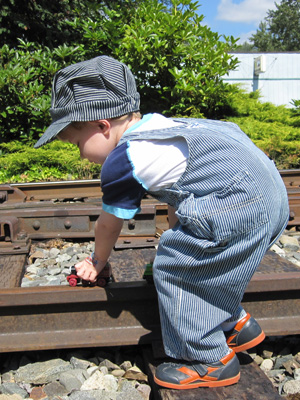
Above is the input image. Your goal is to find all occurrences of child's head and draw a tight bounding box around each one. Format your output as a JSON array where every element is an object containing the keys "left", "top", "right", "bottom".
[
  {"left": 57, "top": 112, "right": 140, "bottom": 164},
  {"left": 34, "top": 56, "right": 140, "bottom": 149}
]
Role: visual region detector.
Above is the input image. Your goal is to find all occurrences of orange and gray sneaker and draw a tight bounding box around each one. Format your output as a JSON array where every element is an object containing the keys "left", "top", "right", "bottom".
[
  {"left": 154, "top": 350, "right": 240, "bottom": 389},
  {"left": 226, "top": 312, "right": 265, "bottom": 353}
]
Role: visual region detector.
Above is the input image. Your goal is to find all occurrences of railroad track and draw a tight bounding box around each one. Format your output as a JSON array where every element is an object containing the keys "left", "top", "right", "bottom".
[
  {"left": 1, "top": 171, "right": 299, "bottom": 399},
  {"left": 0, "top": 170, "right": 299, "bottom": 348}
]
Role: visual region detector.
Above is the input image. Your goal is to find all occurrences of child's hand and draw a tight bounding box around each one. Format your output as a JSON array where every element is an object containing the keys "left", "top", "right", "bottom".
[{"left": 75, "top": 255, "right": 105, "bottom": 282}]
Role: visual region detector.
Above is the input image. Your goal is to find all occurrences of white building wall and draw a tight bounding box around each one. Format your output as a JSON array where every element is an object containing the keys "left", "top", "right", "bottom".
[{"left": 224, "top": 53, "right": 300, "bottom": 107}]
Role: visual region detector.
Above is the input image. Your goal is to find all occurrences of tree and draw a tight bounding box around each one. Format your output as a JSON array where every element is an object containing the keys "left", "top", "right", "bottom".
[
  {"left": 0, "top": 0, "right": 141, "bottom": 48},
  {"left": 250, "top": 0, "right": 300, "bottom": 51},
  {"left": 0, "top": 0, "right": 239, "bottom": 144},
  {"left": 113, "top": 0, "right": 239, "bottom": 117},
  {"left": 236, "top": 41, "right": 255, "bottom": 52},
  {"left": 68, "top": 0, "right": 239, "bottom": 117},
  {"left": 0, "top": 0, "right": 89, "bottom": 48}
]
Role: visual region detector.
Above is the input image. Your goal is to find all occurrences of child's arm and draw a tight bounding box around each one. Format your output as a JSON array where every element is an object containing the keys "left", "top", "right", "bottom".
[{"left": 75, "top": 210, "right": 123, "bottom": 282}]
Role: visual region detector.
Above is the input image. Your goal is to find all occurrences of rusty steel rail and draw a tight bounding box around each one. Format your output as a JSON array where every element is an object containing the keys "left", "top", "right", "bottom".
[
  {"left": 4, "top": 168, "right": 300, "bottom": 202},
  {"left": 0, "top": 180, "right": 169, "bottom": 255},
  {"left": 0, "top": 249, "right": 299, "bottom": 353},
  {"left": 6, "top": 179, "right": 102, "bottom": 202},
  {"left": 0, "top": 170, "right": 298, "bottom": 242},
  {"left": 0, "top": 169, "right": 299, "bottom": 255}
]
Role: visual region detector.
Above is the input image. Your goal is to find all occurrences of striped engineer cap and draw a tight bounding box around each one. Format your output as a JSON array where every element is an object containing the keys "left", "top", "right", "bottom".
[{"left": 34, "top": 55, "right": 140, "bottom": 148}]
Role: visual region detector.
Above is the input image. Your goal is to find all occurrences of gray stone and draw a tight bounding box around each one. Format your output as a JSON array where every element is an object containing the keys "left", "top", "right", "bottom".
[
  {"left": 0, "top": 394, "right": 24, "bottom": 400},
  {"left": 79, "top": 253, "right": 89, "bottom": 261},
  {"left": 136, "top": 383, "right": 151, "bottom": 400},
  {"left": 260, "top": 359, "right": 273, "bottom": 372},
  {"left": 44, "top": 278, "right": 61, "bottom": 286},
  {"left": 64, "top": 247, "right": 77, "bottom": 257},
  {"left": 262, "top": 349, "right": 273, "bottom": 359},
  {"left": 266, "top": 369, "right": 286, "bottom": 383},
  {"left": 25, "top": 266, "right": 40, "bottom": 274},
  {"left": 292, "top": 252, "right": 300, "bottom": 261},
  {"left": 81, "top": 371, "right": 105, "bottom": 391},
  {"left": 99, "top": 367, "right": 109, "bottom": 376},
  {"left": 294, "top": 368, "right": 300, "bottom": 381},
  {"left": 116, "top": 381, "right": 144, "bottom": 400},
  {"left": 30, "top": 250, "right": 45, "bottom": 260},
  {"left": 283, "top": 379, "right": 300, "bottom": 394},
  {"left": 86, "top": 366, "right": 99, "bottom": 377},
  {"left": 51, "top": 397, "right": 69, "bottom": 400},
  {"left": 254, "top": 355, "right": 263, "bottom": 365},
  {"left": 37, "top": 268, "right": 49, "bottom": 277},
  {"left": 70, "top": 357, "right": 93, "bottom": 370},
  {"left": 1, "top": 372, "right": 14, "bottom": 383},
  {"left": 43, "top": 381, "right": 69, "bottom": 398},
  {"left": 111, "top": 369, "right": 125, "bottom": 378},
  {"left": 0, "top": 382, "right": 29, "bottom": 398},
  {"left": 70, "top": 255, "right": 79, "bottom": 264},
  {"left": 123, "top": 366, "right": 148, "bottom": 382},
  {"left": 89, "top": 390, "right": 115, "bottom": 400},
  {"left": 15, "top": 359, "right": 71, "bottom": 385},
  {"left": 270, "top": 243, "right": 286, "bottom": 256},
  {"left": 120, "top": 361, "right": 132, "bottom": 372},
  {"left": 59, "top": 369, "right": 86, "bottom": 392},
  {"left": 68, "top": 390, "right": 96, "bottom": 400},
  {"left": 99, "top": 360, "right": 120, "bottom": 372},
  {"left": 41, "top": 259, "right": 55, "bottom": 267},
  {"left": 279, "top": 235, "right": 300, "bottom": 251},
  {"left": 101, "top": 375, "right": 118, "bottom": 392},
  {"left": 49, "top": 248, "right": 60, "bottom": 258},
  {"left": 274, "top": 354, "right": 293, "bottom": 369},
  {"left": 56, "top": 254, "right": 71, "bottom": 263},
  {"left": 21, "top": 279, "right": 47, "bottom": 288},
  {"left": 47, "top": 267, "right": 61, "bottom": 276}
]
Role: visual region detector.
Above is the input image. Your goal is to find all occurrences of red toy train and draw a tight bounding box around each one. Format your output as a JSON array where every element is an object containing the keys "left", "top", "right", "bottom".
[{"left": 67, "top": 262, "right": 112, "bottom": 287}]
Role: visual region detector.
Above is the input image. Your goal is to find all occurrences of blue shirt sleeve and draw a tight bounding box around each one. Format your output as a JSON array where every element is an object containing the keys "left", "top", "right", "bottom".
[{"left": 100, "top": 142, "right": 147, "bottom": 219}]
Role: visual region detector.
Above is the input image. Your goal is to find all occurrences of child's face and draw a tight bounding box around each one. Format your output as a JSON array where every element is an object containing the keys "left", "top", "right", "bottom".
[{"left": 58, "top": 121, "right": 118, "bottom": 164}]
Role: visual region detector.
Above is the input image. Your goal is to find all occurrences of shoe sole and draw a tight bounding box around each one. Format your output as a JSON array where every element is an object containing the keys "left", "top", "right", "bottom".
[
  {"left": 230, "top": 330, "right": 265, "bottom": 353},
  {"left": 154, "top": 373, "right": 240, "bottom": 389}
]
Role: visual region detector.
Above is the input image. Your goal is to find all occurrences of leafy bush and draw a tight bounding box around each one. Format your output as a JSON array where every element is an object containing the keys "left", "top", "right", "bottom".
[
  {"left": 113, "top": 0, "right": 239, "bottom": 118},
  {"left": 0, "top": 0, "right": 299, "bottom": 182},
  {"left": 0, "top": 0, "right": 240, "bottom": 146},
  {"left": 226, "top": 91, "right": 300, "bottom": 169},
  {"left": 0, "top": 40, "right": 85, "bottom": 144},
  {"left": 1, "top": 90, "right": 300, "bottom": 183},
  {"left": 0, "top": 141, "right": 101, "bottom": 183},
  {"left": 48, "top": 0, "right": 240, "bottom": 118}
]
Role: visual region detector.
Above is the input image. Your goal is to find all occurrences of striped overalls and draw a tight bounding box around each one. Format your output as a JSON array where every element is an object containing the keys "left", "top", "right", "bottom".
[{"left": 119, "top": 118, "right": 289, "bottom": 363}]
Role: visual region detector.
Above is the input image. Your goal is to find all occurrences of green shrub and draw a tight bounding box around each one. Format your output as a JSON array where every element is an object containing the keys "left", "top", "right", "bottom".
[
  {"left": 112, "top": 0, "right": 239, "bottom": 118},
  {"left": 0, "top": 0, "right": 299, "bottom": 181},
  {"left": 226, "top": 91, "right": 300, "bottom": 169},
  {"left": 0, "top": 141, "right": 101, "bottom": 183},
  {"left": 0, "top": 40, "right": 85, "bottom": 144},
  {"left": 56, "top": 0, "right": 240, "bottom": 118}
]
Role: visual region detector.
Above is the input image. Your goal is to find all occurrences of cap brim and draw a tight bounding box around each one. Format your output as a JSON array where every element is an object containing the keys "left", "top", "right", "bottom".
[{"left": 34, "top": 121, "right": 72, "bottom": 148}]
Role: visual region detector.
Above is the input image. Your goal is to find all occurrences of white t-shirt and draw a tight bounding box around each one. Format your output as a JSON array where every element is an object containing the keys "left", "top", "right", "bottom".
[{"left": 100, "top": 113, "right": 189, "bottom": 219}]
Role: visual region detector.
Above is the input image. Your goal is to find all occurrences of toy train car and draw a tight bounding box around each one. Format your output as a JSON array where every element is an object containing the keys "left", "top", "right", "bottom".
[{"left": 67, "top": 262, "right": 112, "bottom": 287}]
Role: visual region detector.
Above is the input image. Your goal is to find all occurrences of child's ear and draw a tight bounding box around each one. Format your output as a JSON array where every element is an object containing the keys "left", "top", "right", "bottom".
[{"left": 89, "top": 120, "right": 111, "bottom": 134}]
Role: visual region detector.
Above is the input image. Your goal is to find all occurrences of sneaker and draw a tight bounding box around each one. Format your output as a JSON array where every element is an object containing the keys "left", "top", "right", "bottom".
[
  {"left": 154, "top": 351, "right": 240, "bottom": 389},
  {"left": 226, "top": 313, "right": 265, "bottom": 353}
]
